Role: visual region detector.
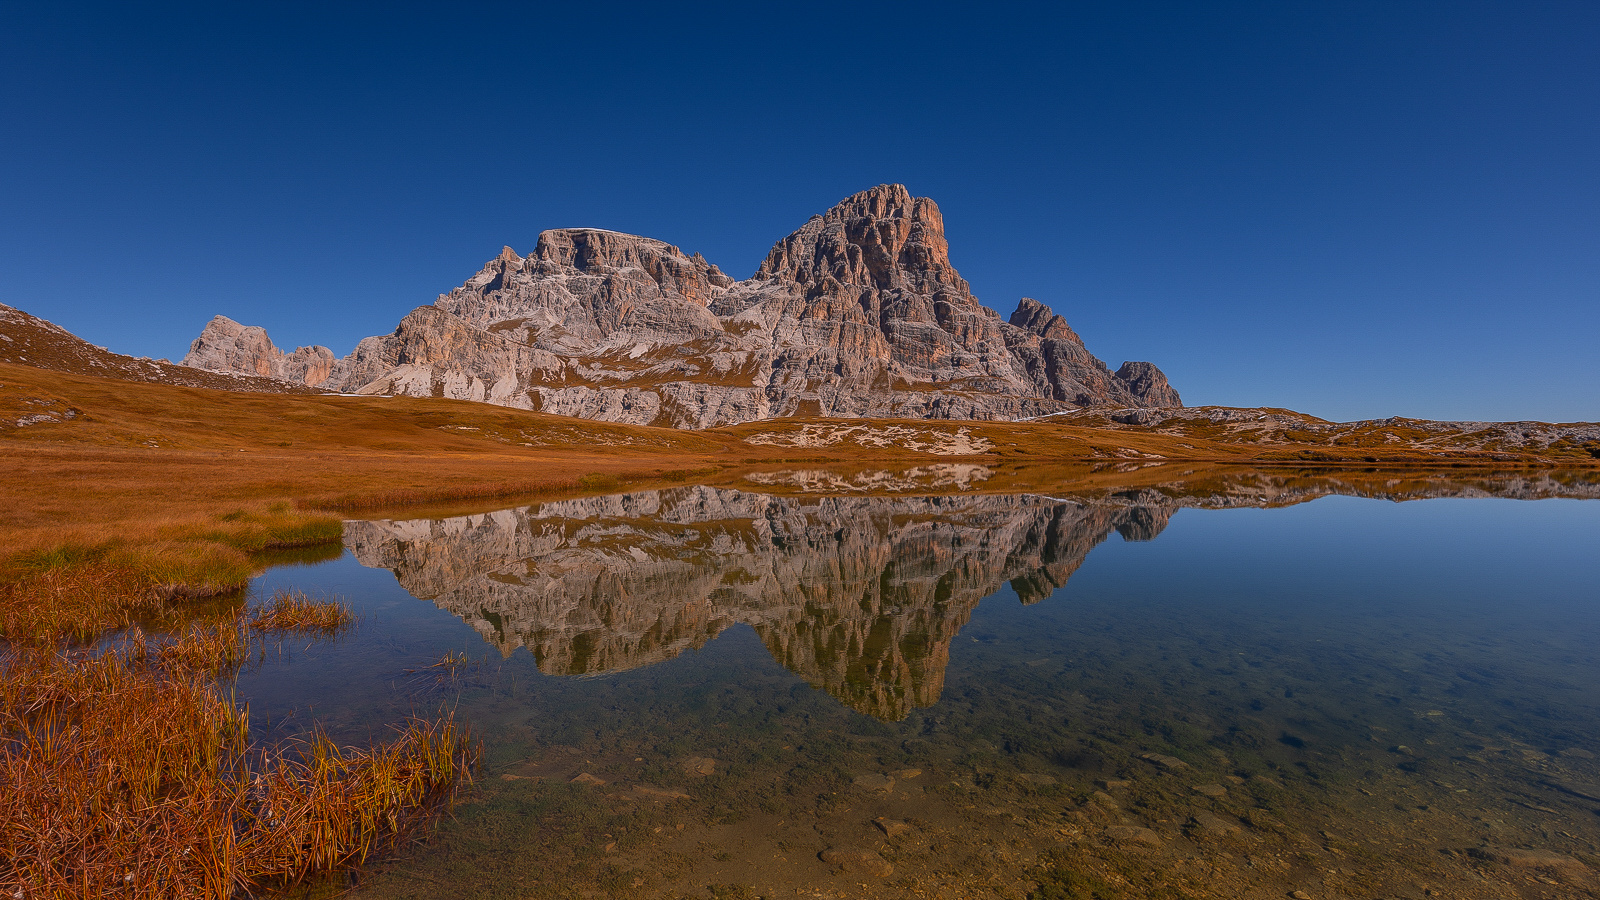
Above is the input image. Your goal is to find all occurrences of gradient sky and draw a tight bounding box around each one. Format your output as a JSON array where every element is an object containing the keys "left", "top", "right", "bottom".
[{"left": 3, "top": 2, "right": 1597, "bottom": 422}]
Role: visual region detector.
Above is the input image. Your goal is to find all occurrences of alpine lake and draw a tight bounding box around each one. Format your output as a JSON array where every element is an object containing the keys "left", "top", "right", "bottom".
[{"left": 239, "top": 466, "right": 1600, "bottom": 900}]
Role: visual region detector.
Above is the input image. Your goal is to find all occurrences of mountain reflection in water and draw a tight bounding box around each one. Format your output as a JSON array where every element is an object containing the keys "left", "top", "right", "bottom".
[{"left": 342, "top": 468, "right": 1600, "bottom": 722}]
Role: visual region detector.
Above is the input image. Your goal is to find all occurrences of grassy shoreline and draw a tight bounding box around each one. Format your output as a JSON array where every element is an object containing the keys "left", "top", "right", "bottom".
[
  {"left": 1, "top": 594, "right": 476, "bottom": 898},
  {"left": 3, "top": 361, "right": 1598, "bottom": 896}
]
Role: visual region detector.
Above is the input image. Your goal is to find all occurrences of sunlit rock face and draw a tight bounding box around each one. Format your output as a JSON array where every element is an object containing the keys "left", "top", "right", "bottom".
[
  {"left": 182, "top": 315, "right": 336, "bottom": 387},
  {"left": 343, "top": 487, "right": 1174, "bottom": 721},
  {"left": 185, "top": 185, "right": 1181, "bottom": 426}
]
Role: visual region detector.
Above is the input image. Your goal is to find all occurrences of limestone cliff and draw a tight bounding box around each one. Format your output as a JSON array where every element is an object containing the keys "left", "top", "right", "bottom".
[
  {"left": 182, "top": 186, "right": 1180, "bottom": 426},
  {"left": 182, "top": 315, "right": 335, "bottom": 387}
]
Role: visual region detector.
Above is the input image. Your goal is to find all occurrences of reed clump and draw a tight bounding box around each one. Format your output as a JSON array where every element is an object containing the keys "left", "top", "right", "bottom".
[
  {"left": 0, "top": 598, "right": 478, "bottom": 899},
  {"left": 0, "top": 504, "right": 343, "bottom": 647},
  {"left": 248, "top": 589, "right": 353, "bottom": 636}
]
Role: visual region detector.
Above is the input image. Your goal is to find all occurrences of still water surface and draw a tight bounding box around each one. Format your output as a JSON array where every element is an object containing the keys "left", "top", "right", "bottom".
[{"left": 243, "top": 474, "right": 1600, "bottom": 899}]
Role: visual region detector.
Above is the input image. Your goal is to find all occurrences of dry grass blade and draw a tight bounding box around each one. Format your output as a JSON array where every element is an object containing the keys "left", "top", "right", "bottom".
[{"left": 400, "top": 650, "right": 490, "bottom": 699}]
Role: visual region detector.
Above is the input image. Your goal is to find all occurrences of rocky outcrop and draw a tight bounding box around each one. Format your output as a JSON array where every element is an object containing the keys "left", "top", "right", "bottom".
[
  {"left": 1006, "top": 296, "right": 1169, "bottom": 407},
  {"left": 181, "top": 315, "right": 336, "bottom": 387},
  {"left": 1113, "top": 361, "right": 1182, "bottom": 408},
  {"left": 184, "top": 185, "right": 1181, "bottom": 426}
]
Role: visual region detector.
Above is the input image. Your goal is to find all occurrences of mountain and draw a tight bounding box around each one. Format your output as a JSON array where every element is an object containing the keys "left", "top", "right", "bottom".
[
  {"left": 182, "top": 185, "right": 1180, "bottom": 427},
  {"left": 0, "top": 302, "right": 317, "bottom": 396}
]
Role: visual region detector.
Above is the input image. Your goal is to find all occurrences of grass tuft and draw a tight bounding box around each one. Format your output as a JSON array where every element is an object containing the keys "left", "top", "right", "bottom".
[
  {"left": 0, "top": 602, "right": 479, "bottom": 898},
  {"left": 249, "top": 589, "right": 353, "bottom": 635}
]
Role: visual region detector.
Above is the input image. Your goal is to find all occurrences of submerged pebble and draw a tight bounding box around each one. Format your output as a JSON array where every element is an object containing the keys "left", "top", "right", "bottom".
[
  {"left": 1104, "top": 825, "right": 1163, "bottom": 847},
  {"left": 853, "top": 772, "right": 895, "bottom": 792},
  {"left": 820, "top": 847, "right": 893, "bottom": 877}
]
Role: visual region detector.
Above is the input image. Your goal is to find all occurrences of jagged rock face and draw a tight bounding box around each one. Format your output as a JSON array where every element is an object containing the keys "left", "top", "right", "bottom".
[
  {"left": 1113, "top": 361, "right": 1182, "bottom": 408},
  {"left": 183, "top": 185, "right": 1181, "bottom": 426},
  {"left": 343, "top": 486, "right": 1175, "bottom": 720},
  {"left": 182, "top": 316, "right": 335, "bottom": 387},
  {"left": 1006, "top": 297, "right": 1169, "bottom": 407}
]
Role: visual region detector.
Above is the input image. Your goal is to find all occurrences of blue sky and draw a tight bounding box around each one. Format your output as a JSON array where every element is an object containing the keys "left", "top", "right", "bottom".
[{"left": 3, "top": 2, "right": 1597, "bottom": 422}]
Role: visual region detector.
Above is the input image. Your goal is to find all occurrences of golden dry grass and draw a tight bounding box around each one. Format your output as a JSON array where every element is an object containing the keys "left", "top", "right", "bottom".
[
  {"left": 0, "top": 597, "right": 477, "bottom": 899},
  {"left": 247, "top": 589, "right": 353, "bottom": 635},
  {"left": 2, "top": 358, "right": 1592, "bottom": 642}
]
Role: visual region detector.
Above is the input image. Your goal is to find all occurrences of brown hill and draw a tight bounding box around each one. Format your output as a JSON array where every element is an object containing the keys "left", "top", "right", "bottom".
[{"left": 0, "top": 302, "right": 318, "bottom": 396}]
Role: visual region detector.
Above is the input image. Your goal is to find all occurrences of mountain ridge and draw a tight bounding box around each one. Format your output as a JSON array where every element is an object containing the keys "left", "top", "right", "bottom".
[
  {"left": 0, "top": 302, "right": 319, "bottom": 396},
  {"left": 182, "top": 185, "right": 1181, "bottom": 427}
]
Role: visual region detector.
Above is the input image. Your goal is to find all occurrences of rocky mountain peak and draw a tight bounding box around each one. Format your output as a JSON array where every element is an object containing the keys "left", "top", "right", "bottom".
[
  {"left": 1114, "top": 361, "right": 1182, "bottom": 408},
  {"left": 181, "top": 315, "right": 335, "bottom": 387},
  {"left": 1009, "top": 296, "right": 1081, "bottom": 343},
  {"left": 180, "top": 185, "right": 1182, "bottom": 426},
  {"left": 754, "top": 184, "right": 967, "bottom": 295},
  {"left": 533, "top": 228, "right": 680, "bottom": 273}
]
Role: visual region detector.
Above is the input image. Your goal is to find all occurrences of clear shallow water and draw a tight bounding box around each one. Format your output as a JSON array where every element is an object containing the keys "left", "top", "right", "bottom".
[{"left": 242, "top": 477, "right": 1600, "bottom": 900}]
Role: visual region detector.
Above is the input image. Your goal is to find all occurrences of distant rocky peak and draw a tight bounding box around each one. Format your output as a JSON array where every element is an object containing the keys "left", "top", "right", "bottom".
[
  {"left": 181, "top": 314, "right": 334, "bottom": 387},
  {"left": 531, "top": 228, "right": 684, "bottom": 272},
  {"left": 461, "top": 246, "right": 524, "bottom": 292},
  {"left": 1009, "top": 296, "right": 1081, "bottom": 344},
  {"left": 179, "top": 183, "right": 1184, "bottom": 423},
  {"left": 754, "top": 184, "right": 969, "bottom": 295},
  {"left": 1113, "top": 361, "right": 1182, "bottom": 408}
]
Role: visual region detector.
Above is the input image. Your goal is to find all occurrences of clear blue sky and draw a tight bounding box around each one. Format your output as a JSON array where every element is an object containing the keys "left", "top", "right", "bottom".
[{"left": 3, "top": 2, "right": 1597, "bottom": 422}]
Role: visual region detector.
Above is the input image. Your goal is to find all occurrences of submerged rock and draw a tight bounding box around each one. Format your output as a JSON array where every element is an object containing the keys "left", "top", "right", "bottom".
[
  {"left": 681, "top": 757, "right": 717, "bottom": 777},
  {"left": 853, "top": 773, "right": 895, "bottom": 792},
  {"left": 1104, "top": 825, "right": 1163, "bottom": 847},
  {"left": 820, "top": 847, "right": 893, "bottom": 877},
  {"left": 1139, "top": 751, "right": 1190, "bottom": 770},
  {"left": 874, "top": 817, "right": 914, "bottom": 838},
  {"left": 1187, "top": 811, "right": 1242, "bottom": 837}
]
